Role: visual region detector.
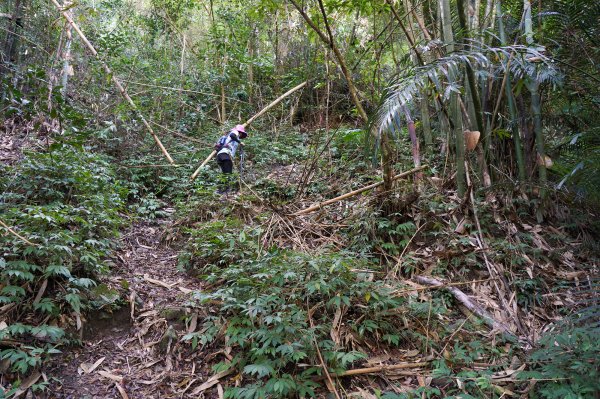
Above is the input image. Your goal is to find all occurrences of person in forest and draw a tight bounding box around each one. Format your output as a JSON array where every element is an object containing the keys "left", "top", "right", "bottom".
[{"left": 214, "top": 124, "right": 247, "bottom": 194}]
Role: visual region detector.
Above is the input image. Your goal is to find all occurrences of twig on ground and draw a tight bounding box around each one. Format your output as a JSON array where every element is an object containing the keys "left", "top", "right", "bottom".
[
  {"left": 334, "top": 361, "right": 430, "bottom": 377},
  {"left": 292, "top": 165, "right": 428, "bottom": 215},
  {"left": 414, "top": 275, "right": 515, "bottom": 338},
  {"left": 308, "top": 307, "right": 342, "bottom": 399},
  {"left": 0, "top": 219, "right": 37, "bottom": 246}
]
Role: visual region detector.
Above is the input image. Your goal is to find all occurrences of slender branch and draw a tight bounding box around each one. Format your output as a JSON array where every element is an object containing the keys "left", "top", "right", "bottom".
[
  {"left": 308, "top": 306, "right": 341, "bottom": 399},
  {"left": 292, "top": 165, "right": 428, "bottom": 216},
  {"left": 288, "top": 0, "right": 368, "bottom": 122},
  {"left": 48, "top": 0, "right": 175, "bottom": 164},
  {"left": 334, "top": 361, "right": 430, "bottom": 377},
  {"left": 414, "top": 276, "right": 515, "bottom": 337},
  {"left": 0, "top": 219, "right": 37, "bottom": 246},
  {"left": 189, "top": 82, "right": 307, "bottom": 180}
]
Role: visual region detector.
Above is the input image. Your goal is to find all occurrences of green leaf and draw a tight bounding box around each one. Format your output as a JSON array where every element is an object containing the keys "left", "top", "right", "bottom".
[
  {"left": 243, "top": 362, "right": 275, "bottom": 378},
  {"left": 45, "top": 264, "right": 72, "bottom": 278}
]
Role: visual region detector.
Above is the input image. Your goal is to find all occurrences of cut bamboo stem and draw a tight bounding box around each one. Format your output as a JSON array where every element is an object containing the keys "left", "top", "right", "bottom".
[
  {"left": 49, "top": 0, "right": 175, "bottom": 164},
  {"left": 189, "top": 81, "right": 307, "bottom": 181},
  {"left": 292, "top": 165, "right": 428, "bottom": 216},
  {"left": 414, "top": 276, "right": 515, "bottom": 337}
]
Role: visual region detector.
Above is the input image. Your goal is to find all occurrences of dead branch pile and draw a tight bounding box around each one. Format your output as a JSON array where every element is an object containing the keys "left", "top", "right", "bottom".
[{"left": 260, "top": 211, "right": 347, "bottom": 251}]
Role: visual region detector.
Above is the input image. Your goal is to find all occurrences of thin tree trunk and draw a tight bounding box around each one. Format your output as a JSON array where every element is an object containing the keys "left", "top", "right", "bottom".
[
  {"left": 220, "top": 83, "right": 226, "bottom": 124},
  {"left": 288, "top": 0, "right": 367, "bottom": 123},
  {"left": 60, "top": 1, "right": 73, "bottom": 95},
  {"left": 420, "top": 97, "right": 433, "bottom": 150},
  {"left": 403, "top": 106, "right": 422, "bottom": 180},
  {"left": 440, "top": 0, "right": 466, "bottom": 196},
  {"left": 523, "top": 0, "right": 534, "bottom": 44},
  {"left": 387, "top": 0, "right": 452, "bottom": 152},
  {"left": 2, "top": 0, "right": 24, "bottom": 77},
  {"left": 457, "top": 0, "right": 490, "bottom": 187},
  {"left": 439, "top": 0, "right": 454, "bottom": 52},
  {"left": 497, "top": 1, "right": 525, "bottom": 181},
  {"left": 50, "top": 0, "right": 175, "bottom": 164},
  {"left": 530, "top": 82, "right": 547, "bottom": 193},
  {"left": 248, "top": 26, "right": 255, "bottom": 106},
  {"left": 523, "top": 0, "right": 547, "bottom": 199}
]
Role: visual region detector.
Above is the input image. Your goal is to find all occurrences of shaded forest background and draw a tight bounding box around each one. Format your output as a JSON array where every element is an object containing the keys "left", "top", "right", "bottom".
[{"left": 1, "top": 0, "right": 599, "bottom": 398}]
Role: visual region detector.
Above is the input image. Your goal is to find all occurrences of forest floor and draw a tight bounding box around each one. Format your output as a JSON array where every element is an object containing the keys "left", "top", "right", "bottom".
[{"left": 46, "top": 220, "right": 209, "bottom": 399}]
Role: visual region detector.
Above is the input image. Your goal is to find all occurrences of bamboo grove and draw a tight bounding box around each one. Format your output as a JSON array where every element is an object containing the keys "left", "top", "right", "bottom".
[{"left": 2, "top": 0, "right": 599, "bottom": 206}]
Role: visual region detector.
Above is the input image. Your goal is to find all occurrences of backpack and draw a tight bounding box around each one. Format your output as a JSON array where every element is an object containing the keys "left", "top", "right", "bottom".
[{"left": 214, "top": 134, "right": 230, "bottom": 152}]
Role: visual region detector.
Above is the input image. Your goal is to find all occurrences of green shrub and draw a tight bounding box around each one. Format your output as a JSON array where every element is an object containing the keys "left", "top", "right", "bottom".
[
  {"left": 0, "top": 144, "right": 127, "bottom": 380},
  {"left": 520, "top": 317, "right": 600, "bottom": 398},
  {"left": 184, "top": 248, "right": 418, "bottom": 398}
]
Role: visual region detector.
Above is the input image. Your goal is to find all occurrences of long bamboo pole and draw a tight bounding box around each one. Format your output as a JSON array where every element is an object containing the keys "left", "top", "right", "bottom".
[
  {"left": 292, "top": 165, "right": 428, "bottom": 216},
  {"left": 49, "top": 0, "right": 175, "bottom": 164},
  {"left": 189, "top": 81, "right": 307, "bottom": 181}
]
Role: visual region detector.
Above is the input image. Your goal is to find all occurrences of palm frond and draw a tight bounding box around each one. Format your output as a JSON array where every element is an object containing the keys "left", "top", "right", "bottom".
[{"left": 373, "top": 44, "right": 556, "bottom": 139}]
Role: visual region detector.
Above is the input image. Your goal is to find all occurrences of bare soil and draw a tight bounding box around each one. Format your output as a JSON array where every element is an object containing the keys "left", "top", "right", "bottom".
[{"left": 45, "top": 220, "right": 210, "bottom": 399}]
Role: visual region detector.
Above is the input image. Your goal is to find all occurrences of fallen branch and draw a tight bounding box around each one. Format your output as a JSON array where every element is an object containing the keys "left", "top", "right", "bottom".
[
  {"left": 49, "top": 0, "right": 175, "bottom": 164},
  {"left": 190, "top": 81, "right": 307, "bottom": 181},
  {"left": 392, "top": 277, "right": 497, "bottom": 297},
  {"left": 292, "top": 165, "right": 428, "bottom": 215},
  {"left": 308, "top": 306, "right": 341, "bottom": 399},
  {"left": 143, "top": 275, "right": 177, "bottom": 289},
  {"left": 0, "top": 219, "right": 37, "bottom": 246},
  {"left": 336, "top": 361, "right": 430, "bottom": 377},
  {"left": 414, "top": 276, "right": 515, "bottom": 337}
]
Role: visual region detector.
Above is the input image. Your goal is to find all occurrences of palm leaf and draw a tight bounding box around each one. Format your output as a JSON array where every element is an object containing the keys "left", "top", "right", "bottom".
[{"left": 373, "top": 44, "right": 557, "bottom": 141}]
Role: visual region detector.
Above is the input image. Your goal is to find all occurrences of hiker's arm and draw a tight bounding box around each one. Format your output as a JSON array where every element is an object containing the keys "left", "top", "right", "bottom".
[{"left": 229, "top": 132, "right": 244, "bottom": 146}]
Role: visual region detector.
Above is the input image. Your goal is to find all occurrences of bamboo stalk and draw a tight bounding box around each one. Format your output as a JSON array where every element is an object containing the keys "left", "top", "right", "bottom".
[
  {"left": 414, "top": 276, "right": 515, "bottom": 337},
  {"left": 334, "top": 361, "right": 430, "bottom": 377},
  {"left": 49, "top": 0, "right": 175, "bottom": 164},
  {"left": 242, "top": 81, "right": 307, "bottom": 127},
  {"left": 189, "top": 81, "right": 307, "bottom": 181},
  {"left": 292, "top": 165, "right": 428, "bottom": 216}
]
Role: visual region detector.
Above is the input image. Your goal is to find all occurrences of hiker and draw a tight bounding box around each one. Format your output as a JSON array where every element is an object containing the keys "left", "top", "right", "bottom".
[{"left": 214, "top": 124, "right": 247, "bottom": 194}]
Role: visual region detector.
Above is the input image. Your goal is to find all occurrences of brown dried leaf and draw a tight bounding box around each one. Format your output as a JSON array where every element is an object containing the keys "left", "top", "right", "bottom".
[{"left": 98, "top": 370, "right": 123, "bottom": 382}]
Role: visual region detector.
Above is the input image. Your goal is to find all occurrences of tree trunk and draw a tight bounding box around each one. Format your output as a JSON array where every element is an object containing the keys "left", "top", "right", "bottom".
[
  {"left": 457, "top": 0, "right": 490, "bottom": 187},
  {"left": 288, "top": 0, "right": 368, "bottom": 123},
  {"left": 2, "top": 0, "right": 24, "bottom": 76},
  {"left": 440, "top": 0, "right": 466, "bottom": 196},
  {"left": 420, "top": 97, "right": 433, "bottom": 150},
  {"left": 60, "top": 2, "right": 73, "bottom": 95},
  {"left": 523, "top": 0, "right": 534, "bottom": 44},
  {"left": 530, "top": 82, "right": 547, "bottom": 194},
  {"left": 497, "top": 1, "right": 525, "bottom": 181},
  {"left": 439, "top": 0, "right": 454, "bottom": 52},
  {"left": 248, "top": 26, "right": 255, "bottom": 106},
  {"left": 523, "top": 0, "right": 546, "bottom": 199},
  {"left": 403, "top": 106, "right": 422, "bottom": 181}
]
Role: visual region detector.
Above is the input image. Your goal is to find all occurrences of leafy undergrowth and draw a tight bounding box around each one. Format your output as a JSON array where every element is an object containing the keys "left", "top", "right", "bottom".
[
  {"left": 0, "top": 144, "right": 128, "bottom": 394},
  {"left": 0, "top": 124, "right": 598, "bottom": 398},
  {"left": 171, "top": 127, "right": 599, "bottom": 398},
  {"left": 175, "top": 186, "right": 598, "bottom": 398}
]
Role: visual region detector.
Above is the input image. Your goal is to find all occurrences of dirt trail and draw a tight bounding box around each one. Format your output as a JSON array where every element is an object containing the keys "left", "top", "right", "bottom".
[{"left": 47, "top": 220, "right": 205, "bottom": 399}]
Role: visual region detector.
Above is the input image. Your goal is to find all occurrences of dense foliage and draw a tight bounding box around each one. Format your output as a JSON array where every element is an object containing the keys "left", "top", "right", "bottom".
[
  {"left": 1, "top": 0, "right": 598, "bottom": 397},
  {"left": 0, "top": 144, "right": 127, "bottom": 390}
]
